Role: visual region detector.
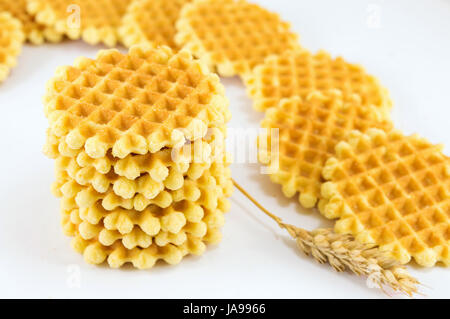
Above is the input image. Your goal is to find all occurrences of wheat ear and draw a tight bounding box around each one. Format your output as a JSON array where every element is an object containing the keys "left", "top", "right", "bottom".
[{"left": 232, "top": 179, "right": 420, "bottom": 296}]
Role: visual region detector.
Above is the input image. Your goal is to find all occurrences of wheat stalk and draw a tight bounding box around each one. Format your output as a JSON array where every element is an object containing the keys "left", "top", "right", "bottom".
[{"left": 233, "top": 179, "right": 420, "bottom": 296}]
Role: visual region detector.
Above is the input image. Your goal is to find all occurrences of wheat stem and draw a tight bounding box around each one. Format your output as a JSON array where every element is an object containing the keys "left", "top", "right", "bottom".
[{"left": 232, "top": 179, "right": 420, "bottom": 296}]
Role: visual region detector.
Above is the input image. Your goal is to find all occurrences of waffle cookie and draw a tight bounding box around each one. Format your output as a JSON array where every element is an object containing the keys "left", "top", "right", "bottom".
[
  {"left": 320, "top": 129, "right": 450, "bottom": 267},
  {"left": 120, "top": 0, "right": 192, "bottom": 49},
  {"left": 53, "top": 143, "right": 213, "bottom": 197},
  {"left": 53, "top": 140, "right": 227, "bottom": 199},
  {"left": 175, "top": 0, "right": 300, "bottom": 77},
  {"left": 258, "top": 90, "right": 392, "bottom": 209},
  {"left": 70, "top": 228, "right": 223, "bottom": 269},
  {"left": 43, "top": 46, "right": 230, "bottom": 159},
  {"left": 55, "top": 156, "right": 191, "bottom": 199},
  {"left": 53, "top": 162, "right": 232, "bottom": 211},
  {"left": 246, "top": 50, "right": 392, "bottom": 112},
  {"left": 44, "top": 126, "right": 227, "bottom": 178},
  {"left": 59, "top": 164, "right": 232, "bottom": 229},
  {"left": 0, "top": 12, "right": 24, "bottom": 82},
  {"left": 27, "top": 0, "right": 132, "bottom": 47},
  {"left": 61, "top": 198, "right": 229, "bottom": 239},
  {"left": 61, "top": 189, "right": 229, "bottom": 268},
  {"left": 0, "top": 0, "right": 62, "bottom": 44}
]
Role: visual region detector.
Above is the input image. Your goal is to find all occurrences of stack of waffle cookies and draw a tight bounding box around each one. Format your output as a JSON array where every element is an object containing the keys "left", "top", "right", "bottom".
[{"left": 43, "top": 45, "right": 233, "bottom": 269}]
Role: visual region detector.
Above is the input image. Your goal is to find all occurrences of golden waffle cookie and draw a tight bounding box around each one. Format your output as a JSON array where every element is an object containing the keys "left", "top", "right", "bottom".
[
  {"left": 246, "top": 50, "right": 392, "bottom": 112},
  {"left": 175, "top": 0, "right": 300, "bottom": 77},
  {"left": 62, "top": 201, "right": 226, "bottom": 268},
  {"left": 70, "top": 230, "right": 222, "bottom": 269},
  {"left": 61, "top": 198, "right": 229, "bottom": 240},
  {"left": 62, "top": 198, "right": 228, "bottom": 248},
  {"left": 320, "top": 129, "right": 450, "bottom": 267},
  {"left": 0, "top": 12, "right": 24, "bottom": 82},
  {"left": 120, "top": 0, "right": 192, "bottom": 49},
  {"left": 54, "top": 163, "right": 233, "bottom": 212},
  {"left": 54, "top": 147, "right": 190, "bottom": 181},
  {"left": 60, "top": 188, "right": 230, "bottom": 243},
  {"left": 258, "top": 90, "right": 392, "bottom": 209},
  {"left": 53, "top": 140, "right": 226, "bottom": 200},
  {"left": 44, "top": 127, "right": 227, "bottom": 178},
  {"left": 44, "top": 46, "right": 230, "bottom": 159},
  {"left": 0, "top": 0, "right": 62, "bottom": 44},
  {"left": 55, "top": 156, "right": 191, "bottom": 199},
  {"left": 27, "top": 0, "right": 131, "bottom": 47}
]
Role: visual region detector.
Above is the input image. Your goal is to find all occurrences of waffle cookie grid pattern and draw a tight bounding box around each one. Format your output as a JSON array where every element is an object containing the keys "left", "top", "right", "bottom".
[
  {"left": 246, "top": 50, "right": 392, "bottom": 112},
  {"left": 120, "top": 0, "right": 192, "bottom": 49},
  {"left": 320, "top": 129, "right": 450, "bottom": 267},
  {"left": 258, "top": 90, "right": 392, "bottom": 209},
  {"left": 44, "top": 46, "right": 230, "bottom": 160},
  {"left": 175, "top": 0, "right": 300, "bottom": 77}
]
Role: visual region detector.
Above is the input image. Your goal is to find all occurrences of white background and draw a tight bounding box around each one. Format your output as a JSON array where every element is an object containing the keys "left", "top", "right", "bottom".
[{"left": 0, "top": 0, "right": 449, "bottom": 299}]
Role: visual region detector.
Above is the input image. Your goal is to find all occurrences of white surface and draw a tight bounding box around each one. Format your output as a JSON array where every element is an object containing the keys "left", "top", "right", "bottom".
[{"left": 0, "top": 0, "right": 449, "bottom": 299}]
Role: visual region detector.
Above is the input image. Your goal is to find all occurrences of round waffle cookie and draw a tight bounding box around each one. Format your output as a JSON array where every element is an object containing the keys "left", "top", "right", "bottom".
[
  {"left": 320, "top": 129, "right": 450, "bottom": 267},
  {"left": 258, "top": 90, "right": 392, "bottom": 209},
  {"left": 120, "top": 0, "right": 192, "bottom": 49},
  {"left": 0, "top": 0, "right": 62, "bottom": 44},
  {"left": 246, "top": 50, "right": 392, "bottom": 112},
  {"left": 0, "top": 12, "right": 24, "bottom": 82},
  {"left": 175, "top": 0, "right": 300, "bottom": 77},
  {"left": 53, "top": 162, "right": 233, "bottom": 212},
  {"left": 44, "top": 126, "right": 227, "bottom": 176},
  {"left": 62, "top": 198, "right": 229, "bottom": 268},
  {"left": 43, "top": 45, "right": 230, "bottom": 159},
  {"left": 52, "top": 141, "right": 227, "bottom": 201},
  {"left": 27, "top": 0, "right": 132, "bottom": 47}
]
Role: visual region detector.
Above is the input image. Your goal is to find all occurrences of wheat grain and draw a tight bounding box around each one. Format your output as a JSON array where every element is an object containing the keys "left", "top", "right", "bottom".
[{"left": 233, "top": 179, "right": 420, "bottom": 296}]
